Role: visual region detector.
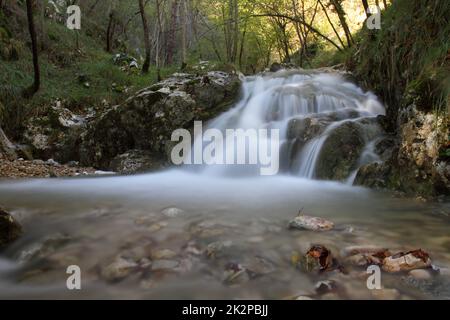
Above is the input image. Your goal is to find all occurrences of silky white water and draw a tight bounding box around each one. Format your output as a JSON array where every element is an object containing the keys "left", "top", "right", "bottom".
[
  {"left": 0, "top": 70, "right": 449, "bottom": 300},
  {"left": 188, "top": 70, "right": 385, "bottom": 178}
]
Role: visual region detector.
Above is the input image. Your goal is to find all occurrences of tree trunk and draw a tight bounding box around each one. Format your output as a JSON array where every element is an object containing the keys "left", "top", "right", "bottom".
[
  {"left": 106, "top": 12, "right": 114, "bottom": 52},
  {"left": 330, "top": 0, "right": 353, "bottom": 47},
  {"left": 318, "top": 0, "right": 345, "bottom": 49},
  {"left": 25, "top": 0, "right": 40, "bottom": 97},
  {"left": 155, "top": 0, "right": 163, "bottom": 81},
  {"left": 362, "top": 0, "right": 371, "bottom": 18},
  {"left": 166, "top": 0, "right": 179, "bottom": 65},
  {"left": 0, "top": 126, "right": 17, "bottom": 160},
  {"left": 231, "top": 0, "right": 239, "bottom": 63},
  {"left": 138, "top": 0, "right": 151, "bottom": 74},
  {"left": 180, "top": 0, "right": 187, "bottom": 70}
]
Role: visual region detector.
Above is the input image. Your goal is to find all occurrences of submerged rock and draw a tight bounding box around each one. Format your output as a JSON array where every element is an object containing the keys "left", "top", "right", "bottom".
[
  {"left": 371, "top": 288, "right": 400, "bottom": 300},
  {"left": 298, "top": 245, "right": 343, "bottom": 273},
  {"left": 382, "top": 249, "right": 432, "bottom": 273},
  {"left": 100, "top": 256, "right": 139, "bottom": 282},
  {"left": 342, "top": 246, "right": 391, "bottom": 267},
  {"left": 315, "top": 280, "right": 338, "bottom": 295},
  {"left": 288, "top": 214, "right": 334, "bottom": 231},
  {"left": 161, "top": 207, "right": 185, "bottom": 218},
  {"left": 0, "top": 208, "right": 22, "bottom": 248}
]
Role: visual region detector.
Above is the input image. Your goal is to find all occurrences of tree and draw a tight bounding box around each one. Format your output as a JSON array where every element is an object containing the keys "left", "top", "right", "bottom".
[
  {"left": 180, "top": 0, "right": 188, "bottom": 70},
  {"left": 24, "top": 0, "right": 40, "bottom": 97},
  {"left": 329, "top": 0, "right": 353, "bottom": 47},
  {"left": 362, "top": 0, "right": 370, "bottom": 18},
  {"left": 166, "top": 0, "right": 179, "bottom": 65},
  {"left": 138, "top": 0, "right": 151, "bottom": 73}
]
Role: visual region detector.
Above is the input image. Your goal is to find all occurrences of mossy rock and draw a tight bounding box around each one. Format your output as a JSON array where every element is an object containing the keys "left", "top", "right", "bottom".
[{"left": 315, "top": 122, "right": 365, "bottom": 181}]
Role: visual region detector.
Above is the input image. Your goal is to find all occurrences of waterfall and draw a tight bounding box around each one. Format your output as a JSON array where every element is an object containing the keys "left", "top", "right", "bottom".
[{"left": 188, "top": 70, "right": 385, "bottom": 180}]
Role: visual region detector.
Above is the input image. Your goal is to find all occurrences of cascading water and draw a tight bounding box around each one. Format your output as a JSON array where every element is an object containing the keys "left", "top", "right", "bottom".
[
  {"left": 1, "top": 69, "right": 450, "bottom": 300},
  {"left": 190, "top": 69, "right": 385, "bottom": 181}
]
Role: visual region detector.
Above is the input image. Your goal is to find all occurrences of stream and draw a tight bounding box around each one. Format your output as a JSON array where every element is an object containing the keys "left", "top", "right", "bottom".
[{"left": 0, "top": 70, "right": 449, "bottom": 299}]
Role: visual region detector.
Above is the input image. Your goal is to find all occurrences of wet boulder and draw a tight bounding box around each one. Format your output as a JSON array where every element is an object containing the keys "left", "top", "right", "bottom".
[
  {"left": 80, "top": 71, "right": 241, "bottom": 170},
  {"left": 0, "top": 208, "right": 22, "bottom": 248},
  {"left": 314, "top": 121, "right": 366, "bottom": 180}
]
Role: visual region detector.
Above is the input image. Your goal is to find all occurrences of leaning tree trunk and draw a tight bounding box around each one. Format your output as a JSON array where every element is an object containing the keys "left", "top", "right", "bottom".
[
  {"left": 138, "top": 0, "right": 151, "bottom": 74},
  {"left": 362, "top": 0, "right": 371, "bottom": 18},
  {"left": 330, "top": 0, "right": 353, "bottom": 47},
  {"left": 0, "top": 126, "right": 17, "bottom": 160},
  {"left": 24, "top": 0, "right": 40, "bottom": 97}
]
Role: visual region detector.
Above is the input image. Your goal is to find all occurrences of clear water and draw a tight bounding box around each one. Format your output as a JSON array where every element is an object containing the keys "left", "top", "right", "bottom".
[{"left": 0, "top": 70, "right": 449, "bottom": 299}]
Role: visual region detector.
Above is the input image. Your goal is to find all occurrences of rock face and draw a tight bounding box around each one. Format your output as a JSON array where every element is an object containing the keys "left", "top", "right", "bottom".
[
  {"left": 110, "top": 149, "right": 166, "bottom": 174},
  {"left": 0, "top": 208, "right": 22, "bottom": 248},
  {"left": 355, "top": 105, "right": 449, "bottom": 196},
  {"left": 80, "top": 71, "right": 241, "bottom": 170},
  {"left": 23, "top": 100, "right": 87, "bottom": 162}
]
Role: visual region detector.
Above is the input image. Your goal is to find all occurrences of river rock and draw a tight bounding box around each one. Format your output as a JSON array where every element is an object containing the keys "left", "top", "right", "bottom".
[
  {"left": 0, "top": 208, "right": 22, "bottom": 248},
  {"left": 80, "top": 71, "right": 241, "bottom": 170},
  {"left": 408, "top": 269, "right": 433, "bottom": 280},
  {"left": 288, "top": 215, "right": 334, "bottom": 231},
  {"left": 315, "top": 280, "right": 338, "bottom": 295},
  {"left": 151, "top": 259, "right": 180, "bottom": 271},
  {"left": 371, "top": 288, "right": 400, "bottom": 300},
  {"left": 100, "top": 256, "right": 139, "bottom": 282},
  {"left": 342, "top": 246, "right": 391, "bottom": 267},
  {"left": 151, "top": 249, "right": 177, "bottom": 260},
  {"left": 161, "top": 207, "right": 185, "bottom": 218},
  {"left": 382, "top": 249, "right": 432, "bottom": 273},
  {"left": 300, "top": 245, "right": 342, "bottom": 273}
]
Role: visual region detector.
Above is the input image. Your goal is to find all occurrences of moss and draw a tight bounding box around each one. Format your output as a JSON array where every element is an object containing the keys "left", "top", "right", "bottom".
[{"left": 348, "top": 0, "right": 450, "bottom": 126}]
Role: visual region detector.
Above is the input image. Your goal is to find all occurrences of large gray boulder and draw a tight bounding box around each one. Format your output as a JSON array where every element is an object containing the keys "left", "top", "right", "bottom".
[{"left": 80, "top": 71, "right": 241, "bottom": 170}]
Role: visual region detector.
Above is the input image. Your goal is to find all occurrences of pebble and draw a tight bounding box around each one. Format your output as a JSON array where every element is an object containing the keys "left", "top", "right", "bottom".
[
  {"left": 371, "top": 288, "right": 400, "bottom": 300},
  {"left": 151, "top": 259, "right": 180, "bottom": 271},
  {"left": 315, "top": 280, "right": 337, "bottom": 295},
  {"left": 101, "top": 257, "right": 138, "bottom": 282},
  {"left": 151, "top": 249, "right": 177, "bottom": 260},
  {"left": 409, "top": 269, "right": 433, "bottom": 280},
  {"left": 162, "top": 207, "right": 185, "bottom": 218}
]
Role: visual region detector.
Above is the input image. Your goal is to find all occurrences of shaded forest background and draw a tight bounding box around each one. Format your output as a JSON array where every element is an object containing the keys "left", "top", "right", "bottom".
[{"left": 0, "top": 0, "right": 448, "bottom": 137}]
